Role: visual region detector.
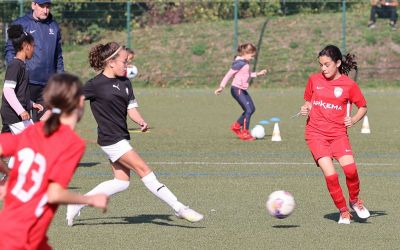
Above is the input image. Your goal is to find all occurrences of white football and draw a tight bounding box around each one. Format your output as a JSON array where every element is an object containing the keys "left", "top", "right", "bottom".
[
  {"left": 251, "top": 125, "right": 265, "bottom": 139},
  {"left": 127, "top": 65, "right": 138, "bottom": 79},
  {"left": 266, "top": 190, "right": 295, "bottom": 219}
]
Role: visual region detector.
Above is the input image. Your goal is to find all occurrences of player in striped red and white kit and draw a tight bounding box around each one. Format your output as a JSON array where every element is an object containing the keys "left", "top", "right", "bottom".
[
  {"left": 0, "top": 73, "right": 108, "bottom": 250},
  {"left": 299, "top": 45, "right": 370, "bottom": 224}
]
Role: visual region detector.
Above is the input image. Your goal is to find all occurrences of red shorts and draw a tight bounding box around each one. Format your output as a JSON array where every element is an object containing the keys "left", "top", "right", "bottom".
[{"left": 306, "top": 135, "right": 353, "bottom": 163}]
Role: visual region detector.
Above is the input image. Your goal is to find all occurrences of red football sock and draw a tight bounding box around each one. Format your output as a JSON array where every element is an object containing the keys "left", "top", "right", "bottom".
[
  {"left": 325, "top": 173, "right": 347, "bottom": 212},
  {"left": 343, "top": 163, "right": 360, "bottom": 203}
]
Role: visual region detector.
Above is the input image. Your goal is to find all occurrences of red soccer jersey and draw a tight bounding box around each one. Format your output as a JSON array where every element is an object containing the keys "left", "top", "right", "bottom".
[
  {"left": 0, "top": 122, "right": 85, "bottom": 249},
  {"left": 304, "top": 73, "right": 367, "bottom": 139}
]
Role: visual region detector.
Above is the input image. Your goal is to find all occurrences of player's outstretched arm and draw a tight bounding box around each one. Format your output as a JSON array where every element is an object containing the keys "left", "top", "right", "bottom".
[
  {"left": 47, "top": 182, "right": 108, "bottom": 212},
  {"left": 214, "top": 86, "right": 224, "bottom": 95},
  {"left": 127, "top": 107, "right": 148, "bottom": 132},
  {"left": 256, "top": 69, "right": 268, "bottom": 76}
]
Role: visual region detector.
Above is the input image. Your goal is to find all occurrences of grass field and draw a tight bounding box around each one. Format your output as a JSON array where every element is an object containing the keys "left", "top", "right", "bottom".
[{"left": 40, "top": 87, "right": 400, "bottom": 250}]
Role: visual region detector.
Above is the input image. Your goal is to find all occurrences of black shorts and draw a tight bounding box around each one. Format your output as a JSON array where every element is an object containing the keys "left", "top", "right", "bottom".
[{"left": 1, "top": 124, "right": 11, "bottom": 133}]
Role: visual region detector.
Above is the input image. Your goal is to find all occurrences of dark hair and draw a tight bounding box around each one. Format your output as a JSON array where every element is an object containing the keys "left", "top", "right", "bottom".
[
  {"left": 7, "top": 24, "right": 34, "bottom": 52},
  {"left": 88, "top": 42, "right": 125, "bottom": 71},
  {"left": 43, "top": 73, "right": 83, "bottom": 137},
  {"left": 318, "top": 45, "right": 357, "bottom": 76},
  {"left": 237, "top": 43, "right": 257, "bottom": 57},
  {"left": 126, "top": 47, "right": 135, "bottom": 56}
]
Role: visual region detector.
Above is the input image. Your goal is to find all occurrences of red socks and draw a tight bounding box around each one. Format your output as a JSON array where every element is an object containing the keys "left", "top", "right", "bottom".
[
  {"left": 325, "top": 173, "right": 347, "bottom": 212},
  {"left": 324, "top": 164, "right": 360, "bottom": 211},
  {"left": 343, "top": 163, "right": 360, "bottom": 203}
]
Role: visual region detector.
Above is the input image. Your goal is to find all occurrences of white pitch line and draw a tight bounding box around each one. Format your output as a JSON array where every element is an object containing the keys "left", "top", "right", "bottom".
[{"left": 148, "top": 161, "right": 394, "bottom": 166}]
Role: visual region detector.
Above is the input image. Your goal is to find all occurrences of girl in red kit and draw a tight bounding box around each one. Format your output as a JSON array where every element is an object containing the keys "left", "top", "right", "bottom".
[
  {"left": 299, "top": 45, "right": 370, "bottom": 224},
  {"left": 0, "top": 73, "right": 108, "bottom": 250}
]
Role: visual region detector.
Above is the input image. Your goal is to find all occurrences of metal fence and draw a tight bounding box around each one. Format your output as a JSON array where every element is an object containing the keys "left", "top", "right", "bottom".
[{"left": 0, "top": 1, "right": 399, "bottom": 87}]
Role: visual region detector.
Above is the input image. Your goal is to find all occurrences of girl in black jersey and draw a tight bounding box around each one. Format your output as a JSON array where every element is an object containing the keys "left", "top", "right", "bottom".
[
  {"left": 67, "top": 42, "right": 203, "bottom": 225},
  {"left": 0, "top": 24, "right": 43, "bottom": 134}
]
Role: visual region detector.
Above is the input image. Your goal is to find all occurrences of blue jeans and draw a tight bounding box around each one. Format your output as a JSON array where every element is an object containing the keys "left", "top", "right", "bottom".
[{"left": 230, "top": 86, "right": 255, "bottom": 130}]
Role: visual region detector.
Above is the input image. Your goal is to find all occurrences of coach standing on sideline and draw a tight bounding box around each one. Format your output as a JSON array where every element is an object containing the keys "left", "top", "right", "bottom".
[{"left": 5, "top": 0, "right": 64, "bottom": 121}]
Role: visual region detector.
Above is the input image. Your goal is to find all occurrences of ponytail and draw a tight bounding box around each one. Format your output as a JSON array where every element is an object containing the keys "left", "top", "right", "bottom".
[
  {"left": 44, "top": 111, "right": 61, "bottom": 136},
  {"left": 7, "top": 24, "right": 34, "bottom": 52},
  {"left": 340, "top": 53, "right": 357, "bottom": 76}
]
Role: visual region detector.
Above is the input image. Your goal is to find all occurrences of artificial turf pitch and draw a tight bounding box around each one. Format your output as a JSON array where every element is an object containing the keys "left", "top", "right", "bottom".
[{"left": 16, "top": 88, "right": 400, "bottom": 249}]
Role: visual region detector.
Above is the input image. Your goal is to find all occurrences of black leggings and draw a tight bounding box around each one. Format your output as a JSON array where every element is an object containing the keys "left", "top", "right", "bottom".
[{"left": 230, "top": 86, "right": 255, "bottom": 130}]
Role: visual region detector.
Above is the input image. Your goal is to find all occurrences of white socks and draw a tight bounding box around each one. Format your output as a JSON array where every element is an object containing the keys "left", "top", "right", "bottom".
[
  {"left": 141, "top": 172, "right": 185, "bottom": 212},
  {"left": 74, "top": 178, "right": 130, "bottom": 210},
  {"left": 86, "top": 178, "right": 130, "bottom": 196},
  {"left": 75, "top": 173, "right": 184, "bottom": 213}
]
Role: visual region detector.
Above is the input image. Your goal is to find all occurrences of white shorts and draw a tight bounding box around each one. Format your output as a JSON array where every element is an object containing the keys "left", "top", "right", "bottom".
[
  {"left": 9, "top": 119, "right": 34, "bottom": 134},
  {"left": 100, "top": 140, "right": 133, "bottom": 163}
]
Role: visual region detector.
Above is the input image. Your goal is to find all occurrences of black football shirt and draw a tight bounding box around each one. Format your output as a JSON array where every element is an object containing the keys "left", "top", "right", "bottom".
[
  {"left": 84, "top": 73, "right": 136, "bottom": 146},
  {"left": 1, "top": 58, "right": 30, "bottom": 125}
]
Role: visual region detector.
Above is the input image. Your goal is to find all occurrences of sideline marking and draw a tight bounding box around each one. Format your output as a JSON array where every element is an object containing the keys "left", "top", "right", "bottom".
[
  {"left": 147, "top": 161, "right": 394, "bottom": 166},
  {"left": 75, "top": 171, "right": 400, "bottom": 177}
]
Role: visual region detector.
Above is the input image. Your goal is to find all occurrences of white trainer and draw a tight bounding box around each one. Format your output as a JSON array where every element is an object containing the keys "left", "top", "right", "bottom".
[
  {"left": 66, "top": 204, "right": 82, "bottom": 226},
  {"left": 350, "top": 199, "right": 370, "bottom": 219},
  {"left": 175, "top": 206, "right": 204, "bottom": 223},
  {"left": 338, "top": 211, "right": 352, "bottom": 224}
]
